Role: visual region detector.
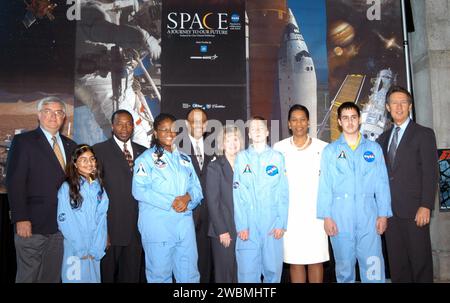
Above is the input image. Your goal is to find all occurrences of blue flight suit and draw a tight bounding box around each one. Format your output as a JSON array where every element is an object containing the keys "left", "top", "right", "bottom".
[
  {"left": 233, "top": 145, "right": 289, "bottom": 283},
  {"left": 57, "top": 179, "right": 109, "bottom": 283},
  {"left": 132, "top": 147, "right": 203, "bottom": 283},
  {"left": 317, "top": 134, "right": 392, "bottom": 283}
]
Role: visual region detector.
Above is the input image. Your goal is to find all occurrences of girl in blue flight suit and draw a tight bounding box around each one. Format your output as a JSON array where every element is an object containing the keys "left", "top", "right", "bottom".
[
  {"left": 132, "top": 113, "right": 203, "bottom": 283},
  {"left": 57, "top": 144, "right": 109, "bottom": 283}
]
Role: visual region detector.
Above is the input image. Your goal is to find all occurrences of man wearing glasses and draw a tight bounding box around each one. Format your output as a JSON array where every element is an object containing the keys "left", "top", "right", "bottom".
[{"left": 6, "top": 96, "right": 77, "bottom": 283}]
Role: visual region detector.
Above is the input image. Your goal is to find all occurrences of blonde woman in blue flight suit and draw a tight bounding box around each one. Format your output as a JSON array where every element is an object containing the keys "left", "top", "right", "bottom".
[
  {"left": 132, "top": 113, "right": 203, "bottom": 283},
  {"left": 317, "top": 102, "right": 392, "bottom": 283},
  {"left": 57, "top": 144, "right": 109, "bottom": 283},
  {"left": 233, "top": 117, "right": 289, "bottom": 283}
]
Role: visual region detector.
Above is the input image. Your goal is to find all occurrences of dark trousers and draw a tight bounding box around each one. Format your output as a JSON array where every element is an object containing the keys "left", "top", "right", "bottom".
[
  {"left": 193, "top": 205, "right": 212, "bottom": 283},
  {"left": 14, "top": 232, "right": 63, "bottom": 283},
  {"left": 385, "top": 216, "right": 433, "bottom": 282},
  {"left": 211, "top": 237, "right": 237, "bottom": 283},
  {"left": 101, "top": 233, "right": 143, "bottom": 283}
]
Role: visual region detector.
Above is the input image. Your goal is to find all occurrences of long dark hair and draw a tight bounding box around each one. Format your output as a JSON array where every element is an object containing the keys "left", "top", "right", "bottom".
[
  {"left": 151, "top": 113, "right": 176, "bottom": 160},
  {"left": 66, "top": 144, "right": 104, "bottom": 209}
]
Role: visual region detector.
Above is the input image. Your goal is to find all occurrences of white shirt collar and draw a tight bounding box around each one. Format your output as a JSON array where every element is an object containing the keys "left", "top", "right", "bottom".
[
  {"left": 189, "top": 134, "right": 204, "bottom": 155},
  {"left": 113, "top": 135, "right": 133, "bottom": 155}
]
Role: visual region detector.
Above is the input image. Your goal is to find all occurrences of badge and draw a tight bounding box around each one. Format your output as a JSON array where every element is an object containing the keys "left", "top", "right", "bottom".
[
  {"left": 363, "top": 151, "right": 375, "bottom": 163},
  {"left": 97, "top": 190, "right": 103, "bottom": 203},
  {"left": 243, "top": 164, "right": 252, "bottom": 174},
  {"left": 266, "top": 165, "right": 279, "bottom": 176},
  {"left": 136, "top": 162, "right": 148, "bottom": 176},
  {"left": 233, "top": 181, "right": 240, "bottom": 189},
  {"left": 155, "top": 158, "right": 167, "bottom": 169},
  {"left": 338, "top": 151, "right": 346, "bottom": 159},
  {"left": 58, "top": 213, "right": 66, "bottom": 222}
]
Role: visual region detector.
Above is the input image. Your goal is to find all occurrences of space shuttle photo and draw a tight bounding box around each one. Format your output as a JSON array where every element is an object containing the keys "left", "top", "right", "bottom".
[{"left": 277, "top": 9, "right": 317, "bottom": 139}]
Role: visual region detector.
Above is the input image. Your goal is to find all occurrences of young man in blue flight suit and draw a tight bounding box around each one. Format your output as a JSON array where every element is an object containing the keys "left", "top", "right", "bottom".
[
  {"left": 317, "top": 102, "right": 392, "bottom": 283},
  {"left": 233, "top": 117, "right": 289, "bottom": 283}
]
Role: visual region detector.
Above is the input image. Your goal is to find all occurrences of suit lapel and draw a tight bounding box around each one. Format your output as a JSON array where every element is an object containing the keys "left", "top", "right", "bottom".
[
  {"left": 34, "top": 128, "right": 65, "bottom": 173},
  {"left": 220, "top": 156, "right": 233, "bottom": 184},
  {"left": 108, "top": 138, "right": 131, "bottom": 172}
]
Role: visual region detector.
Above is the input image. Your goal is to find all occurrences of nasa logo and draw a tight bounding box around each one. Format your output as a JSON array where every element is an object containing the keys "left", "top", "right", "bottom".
[
  {"left": 233, "top": 181, "right": 240, "bottom": 189},
  {"left": 363, "top": 151, "right": 375, "bottom": 163},
  {"left": 200, "top": 45, "right": 208, "bottom": 53},
  {"left": 58, "top": 213, "right": 66, "bottom": 222},
  {"left": 266, "top": 165, "right": 279, "bottom": 176},
  {"left": 231, "top": 14, "right": 240, "bottom": 23}
]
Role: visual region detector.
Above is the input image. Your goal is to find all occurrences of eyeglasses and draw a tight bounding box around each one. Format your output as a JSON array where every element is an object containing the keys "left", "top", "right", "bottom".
[
  {"left": 77, "top": 157, "right": 97, "bottom": 165},
  {"left": 40, "top": 109, "right": 66, "bottom": 118},
  {"left": 156, "top": 128, "right": 178, "bottom": 134}
]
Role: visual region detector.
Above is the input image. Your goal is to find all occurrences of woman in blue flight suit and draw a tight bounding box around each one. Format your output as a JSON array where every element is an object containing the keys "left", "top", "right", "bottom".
[
  {"left": 132, "top": 113, "right": 203, "bottom": 283},
  {"left": 233, "top": 117, "right": 289, "bottom": 283},
  {"left": 57, "top": 144, "right": 109, "bottom": 283}
]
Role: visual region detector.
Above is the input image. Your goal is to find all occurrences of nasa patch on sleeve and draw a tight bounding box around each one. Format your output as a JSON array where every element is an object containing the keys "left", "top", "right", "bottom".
[
  {"left": 233, "top": 181, "right": 240, "bottom": 189},
  {"left": 363, "top": 151, "right": 375, "bottom": 162},
  {"left": 58, "top": 213, "right": 66, "bottom": 222}
]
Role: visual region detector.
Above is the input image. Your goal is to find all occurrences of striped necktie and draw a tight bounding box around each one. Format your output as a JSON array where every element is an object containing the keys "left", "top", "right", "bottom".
[
  {"left": 51, "top": 136, "right": 65, "bottom": 170},
  {"left": 123, "top": 142, "right": 134, "bottom": 171}
]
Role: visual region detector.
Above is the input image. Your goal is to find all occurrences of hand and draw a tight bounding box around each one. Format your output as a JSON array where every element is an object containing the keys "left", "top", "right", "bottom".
[
  {"left": 269, "top": 228, "right": 285, "bottom": 239},
  {"left": 219, "top": 232, "right": 232, "bottom": 248},
  {"left": 172, "top": 193, "right": 190, "bottom": 213},
  {"left": 238, "top": 229, "right": 249, "bottom": 241},
  {"left": 324, "top": 217, "right": 338, "bottom": 236},
  {"left": 81, "top": 255, "right": 94, "bottom": 260},
  {"left": 376, "top": 217, "right": 388, "bottom": 235},
  {"left": 415, "top": 207, "right": 431, "bottom": 227},
  {"left": 16, "top": 221, "right": 32, "bottom": 238}
]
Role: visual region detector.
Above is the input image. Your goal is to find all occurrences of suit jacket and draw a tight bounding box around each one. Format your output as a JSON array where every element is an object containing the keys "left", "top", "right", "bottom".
[
  {"left": 205, "top": 156, "right": 237, "bottom": 239},
  {"left": 188, "top": 137, "right": 213, "bottom": 227},
  {"left": 377, "top": 120, "right": 439, "bottom": 218},
  {"left": 6, "top": 127, "right": 77, "bottom": 235},
  {"left": 93, "top": 138, "right": 146, "bottom": 246}
]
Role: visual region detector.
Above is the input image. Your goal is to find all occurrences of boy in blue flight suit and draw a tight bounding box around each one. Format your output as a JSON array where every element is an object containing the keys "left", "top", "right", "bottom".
[
  {"left": 317, "top": 102, "right": 392, "bottom": 283},
  {"left": 233, "top": 117, "right": 289, "bottom": 283}
]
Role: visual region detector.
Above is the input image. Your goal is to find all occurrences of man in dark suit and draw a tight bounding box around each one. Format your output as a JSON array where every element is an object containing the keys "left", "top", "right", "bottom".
[
  {"left": 93, "top": 110, "right": 147, "bottom": 283},
  {"left": 6, "top": 96, "right": 77, "bottom": 283},
  {"left": 377, "top": 86, "right": 439, "bottom": 282},
  {"left": 185, "top": 108, "right": 213, "bottom": 283}
]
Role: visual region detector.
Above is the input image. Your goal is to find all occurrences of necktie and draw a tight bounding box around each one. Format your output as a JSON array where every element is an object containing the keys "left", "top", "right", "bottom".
[
  {"left": 388, "top": 126, "right": 401, "bottom": 168},
  {"left": 51, "top": 136, "right": 65, "bottom": 170},
  {"left": 195, "top": 141, "right": 203, "bottom": 170},
  {"left": 123, "top": 143, "right": 134, "bottom": 171}
]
